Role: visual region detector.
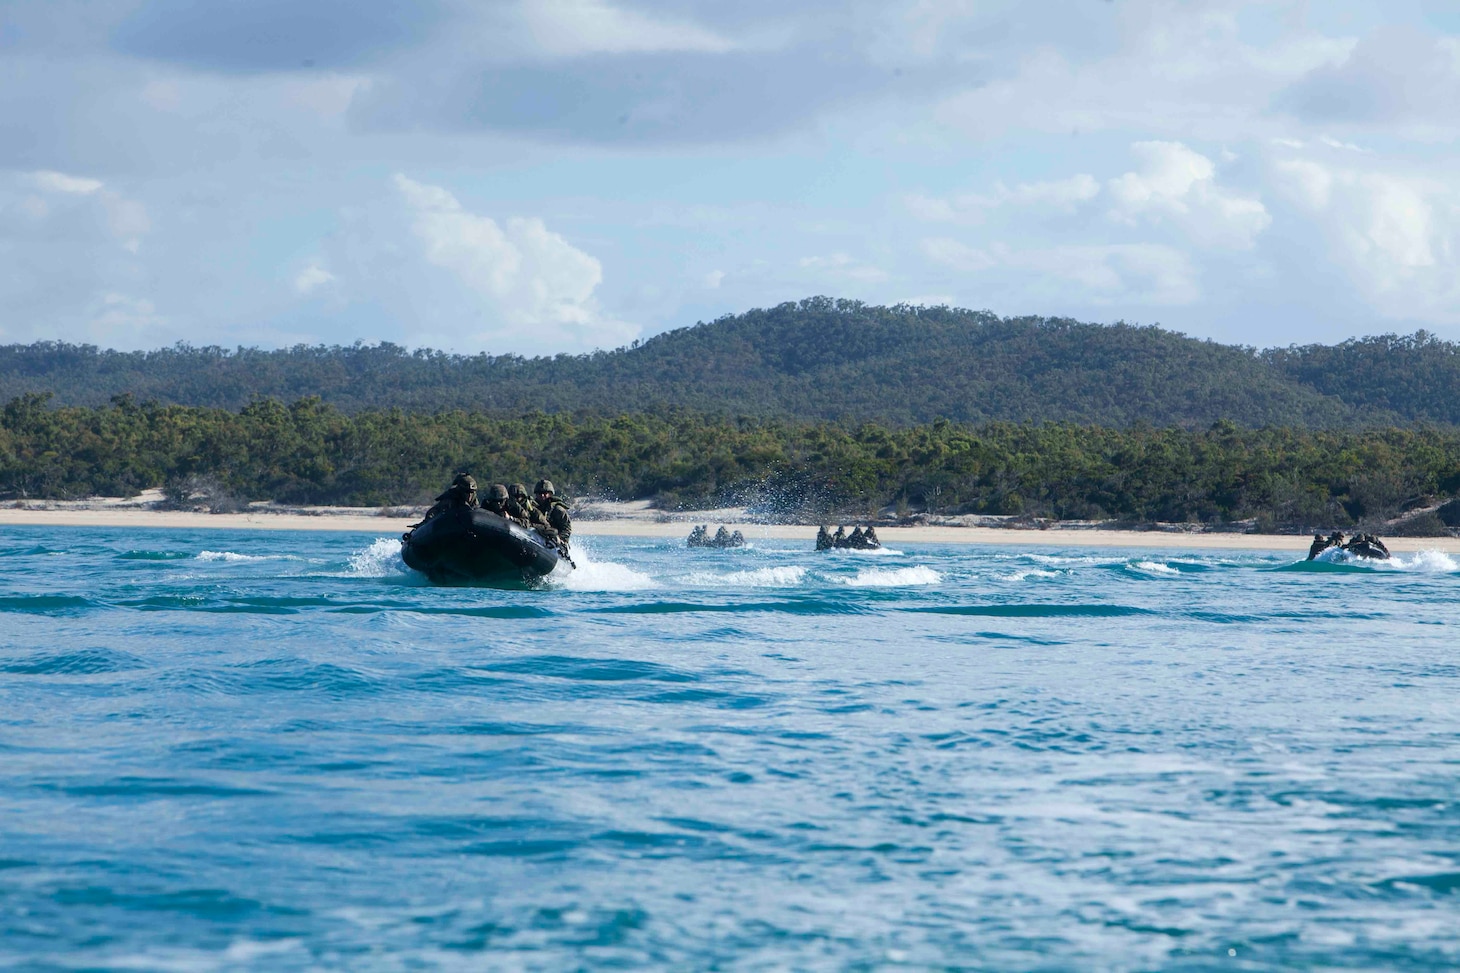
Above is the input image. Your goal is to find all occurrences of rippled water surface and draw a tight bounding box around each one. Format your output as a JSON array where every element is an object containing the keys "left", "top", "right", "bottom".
[{"left": 2, "top": 526, "right": 1459, "bottom": 970}]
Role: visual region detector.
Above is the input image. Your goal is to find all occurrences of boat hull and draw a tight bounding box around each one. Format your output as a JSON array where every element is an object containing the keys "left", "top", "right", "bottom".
[{"left": 401, "top": 507, "right": 565, "bottom": 585}]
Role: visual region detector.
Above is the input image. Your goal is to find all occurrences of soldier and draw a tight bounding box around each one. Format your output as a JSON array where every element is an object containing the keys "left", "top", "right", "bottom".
[
  {"left": 713, "top": 526, "right": 732, "bottom": 547},
  {"left": 507, "top": 483, "right": 544, "bottom": 528},
  {"left": 816, "top": 526, "right": 832, "bottom": 551},
  {"left": 534, "top": 479, "right": 572, "bottom": 553},
  {"left": 481, "top": 483, "right": 512, "bottom": 518},
  {"left": 831, "top": 526, "right": 846, "bottom": 549},
  {"left": 1307, "top": 532, "right": 1327, "bottom": 560},
  {"left": 848, "top": 526, "right": 866, "bottom": 549},
  {"left": 863, "top": 526, "right": 880, "bottom": 549},
  {"left": 411, "top": 472, "right": 477, "bottom": 529},
  {"left": 687, "top": 525, "right": 708, "bottom": 547}
]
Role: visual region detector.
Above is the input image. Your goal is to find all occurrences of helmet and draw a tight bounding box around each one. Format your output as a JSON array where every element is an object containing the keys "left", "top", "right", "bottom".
[
  {"left": 452, "top": 473, "right": 477, "bottom": 491},
  {"left": 488, "top": 484, "right": 508, "bottom": 501},
  {"left": 535, "top": 479, "right": 555, "bottom": 495},
  {"left": 509, "top": 483, "right": 528, "bottom": 499}
]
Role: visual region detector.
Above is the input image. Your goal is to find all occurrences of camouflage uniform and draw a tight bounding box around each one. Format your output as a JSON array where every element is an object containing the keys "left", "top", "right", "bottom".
[
  {"left": 413, "top": 473, "right": 477, "bottom": 528},
  {"left": 508, "top": 484, "right": 546, "bottom": 529},
  {"left": 481, "top": 484, "right": 513, "bottom": 519},
  {"left": 534, "top": 479, "right": 572, "bottom": 553}
]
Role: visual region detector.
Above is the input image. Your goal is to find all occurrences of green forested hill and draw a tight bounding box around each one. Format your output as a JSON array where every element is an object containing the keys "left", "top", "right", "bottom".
[
  {"left": 1262, "top": 331, "right": 1460, "bottom": 425},
  {"left": 0, "top": 298, "right": 1446, "bottom": 427}
]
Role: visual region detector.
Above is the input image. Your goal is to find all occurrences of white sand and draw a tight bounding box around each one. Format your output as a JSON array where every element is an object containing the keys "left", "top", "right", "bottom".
[{"left": 1, "top": 494, "right": 1455, "bottom": 552}]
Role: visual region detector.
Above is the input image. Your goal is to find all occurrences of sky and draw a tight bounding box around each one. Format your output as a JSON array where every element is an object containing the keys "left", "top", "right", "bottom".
[{"left": 1, "top": 0, "right": 1458, "bottom": 355}]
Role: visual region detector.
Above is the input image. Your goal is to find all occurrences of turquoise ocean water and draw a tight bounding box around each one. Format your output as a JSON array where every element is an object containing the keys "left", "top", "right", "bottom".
[{"left": 1, "top": 525, "right": 1458, "bottom": 970}]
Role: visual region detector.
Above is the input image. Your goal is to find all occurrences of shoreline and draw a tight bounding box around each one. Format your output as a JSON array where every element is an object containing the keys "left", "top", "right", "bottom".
[{"left": 2, "top": 503, "right": 1457, "bottom": 552}]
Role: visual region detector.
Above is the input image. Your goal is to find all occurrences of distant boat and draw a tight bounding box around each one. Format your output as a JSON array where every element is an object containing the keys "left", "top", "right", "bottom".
[{"left": 401, "top": 507, "right": 567, "bottom": 585}]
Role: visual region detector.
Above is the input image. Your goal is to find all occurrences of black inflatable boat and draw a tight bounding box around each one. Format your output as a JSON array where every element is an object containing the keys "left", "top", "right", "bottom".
[
  {"left": 401, "top": 507, "right": 568, "bottom": 585},
  {"left": 1342, "top": 538, "right": 1391, "bottom": 560}
]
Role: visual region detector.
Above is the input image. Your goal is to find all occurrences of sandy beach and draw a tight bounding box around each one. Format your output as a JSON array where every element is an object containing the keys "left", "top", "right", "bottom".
[{"left": 2, "top": 492, "right": 1456, "bottom": 552}]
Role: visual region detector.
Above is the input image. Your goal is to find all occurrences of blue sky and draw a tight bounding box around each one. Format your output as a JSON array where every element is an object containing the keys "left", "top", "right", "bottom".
[{"left": 1, "top": 0, "right": 1458, "bottom": 354}]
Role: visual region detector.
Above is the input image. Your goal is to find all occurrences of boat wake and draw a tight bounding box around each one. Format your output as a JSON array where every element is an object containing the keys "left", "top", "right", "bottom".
[
  {"left": 1290, "top": 549, "right": 1459, "bottom": 573},
  {"left": 553, "top": 542, "right": 657, "bottom": 591},
  {"left": 347, "top": 538, "right": 412, "bottom": 578}
]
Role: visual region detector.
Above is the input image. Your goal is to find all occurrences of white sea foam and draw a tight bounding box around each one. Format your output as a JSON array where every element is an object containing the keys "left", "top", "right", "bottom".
[
  {"left": 683, "top": 566, "right": 808, "bottom": 588},
  {"left": 998, "top": 568, "right": 1061, "bottom": 582},
  {"left": 841, "top": 566, "right": 943, "bottom": 587},
  {"left": 196, "top": 550, "right": 296, "bottom": 563},
  {"left": 347, "top": 537, "right": 408, "bottom": 577},
  {"left": 823, "top": 546, "right": 904, "bottom": 557},
  {"left": 1403, "top": 550, "right": 1460, "bottom": 572},
  {"left": 1318, "top": 548, "right": 1459, "bottom": 573},
  {"left": 554, "top": 543, "right": 657, "bottom": 591},
  {"left": 1130, "top": 560, "right": 1180, "bottom": 575},
  {"left": 1379, "top": 550, "right": 1459, "bottom": 573}
]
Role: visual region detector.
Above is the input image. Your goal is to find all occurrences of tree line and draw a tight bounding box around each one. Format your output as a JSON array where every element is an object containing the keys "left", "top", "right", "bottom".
[
  {"left": 9, "top": 299, "right": 1460, "bottom": 427},
  {"left": 4, "top": 393, "right": 1458, "bottom": 528}
]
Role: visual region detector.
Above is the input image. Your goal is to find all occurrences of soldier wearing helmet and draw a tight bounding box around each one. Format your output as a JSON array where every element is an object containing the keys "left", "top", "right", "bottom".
[
  {"left": 481, "top": 483, "right": 512, "bottom": 518},
  {"left": 533, "top": 478, "right": 572, "bottom": 553},
  {"left": 507, "top": 483, "right": 545, "bottom": 528},
  {"left": 410, "top": 472, "right": 478, "bottom": 530}
]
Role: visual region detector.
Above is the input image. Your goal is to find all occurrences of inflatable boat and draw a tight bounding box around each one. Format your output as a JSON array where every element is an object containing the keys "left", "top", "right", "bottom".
[
  {"left": 401, "top": 506, "right": 568, "bottom": 585},
  {"left": 1342, "top": 537, "right": 1391, "bottom": 560}
]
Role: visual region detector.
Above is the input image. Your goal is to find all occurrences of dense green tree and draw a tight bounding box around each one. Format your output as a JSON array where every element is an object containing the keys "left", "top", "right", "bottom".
[
  {"left": 4, "top": 396, "right": 1458, "bottom": 529},
  {"left": 3, "top": 300, "right": 1438, "bottom": 428}
]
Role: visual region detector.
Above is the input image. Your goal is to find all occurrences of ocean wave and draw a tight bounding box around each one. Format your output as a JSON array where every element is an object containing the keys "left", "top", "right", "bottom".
[
  {"left": 996, "top": 568, "right": 1062, "bottom": 582},
  {"left": 196, "top": 551, "right": 299, "bottom": 563},
  {"left": 1129, "top": 560, "right": 1180, "bottom": 576},
  {"left": 912, "top": 603, "right": 1154, "bottom": 618},
  {"left": 683, "top": 566, "right": 808, "bottom": 588},
  {"left": 0, "top": 594, "right": 95, "bottom": 615},
  {"left": 842, "top": 566, "right": 942, "bottom": 587}
]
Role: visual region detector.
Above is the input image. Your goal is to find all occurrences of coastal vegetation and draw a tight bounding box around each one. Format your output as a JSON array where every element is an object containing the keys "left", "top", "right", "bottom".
[
  {"left": 4, "top": 393, "right": 1460, "bottom": 529},
  {"left": 7, "top": 299, "right": 1460, "bottom": 427}
]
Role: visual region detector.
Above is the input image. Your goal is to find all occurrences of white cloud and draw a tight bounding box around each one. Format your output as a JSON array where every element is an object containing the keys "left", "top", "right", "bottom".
[
  {"left": 88, "top": 293, "right": 169, "bottom": 345},
  {"left": 906, "top": 174, "right": 1099, "bottom": 223},
  {"left": 1318, "top": 135, "right": 1367, "bottom": 153},
  {"left": 294, "top": 264, "right": 336, "bottom": 295},
  {"left": 1272, "top": 156, "right": 1460, "bottom": 323},
  {"left": 924, "top": 237, "right": 1198, "bottom": 306},
  {"left": 1276, "top": 27, "right": 1460, "bottom": 139},
  {"left": 1107, "top": 141, "right": 1270, "bottom": 249},
  {"left": 921, "top": 237, "right": 997, "bottom": 272},
  {"left": 102, "top": 193, "right": 150, "bottom": 252},
  {"left": 1272, "top": 157, "right": 1333, "bottom": 210},
  {"left": 936, "top": 12, "right": 1354, "bottom": 143},
  {"left": 394, "top": 174, "right": 635, "bottom": 349},
  {"left": 799, "top": 252, "right": 889, "bottom": 282},
  {"left": 519, "top": 0, "right": 734, "bottom": 57},
  {"left": 16, "top": 195, "right": 49, "bottom": 220},
  {"left": 17, "top": 170, "right": 150, "bottom": 252},
  {"left": 703, "top": 269, "right": 725, "bottom": 289},
  {"left": 31, "top": 170, "right": 103, "bottom": 195}
]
